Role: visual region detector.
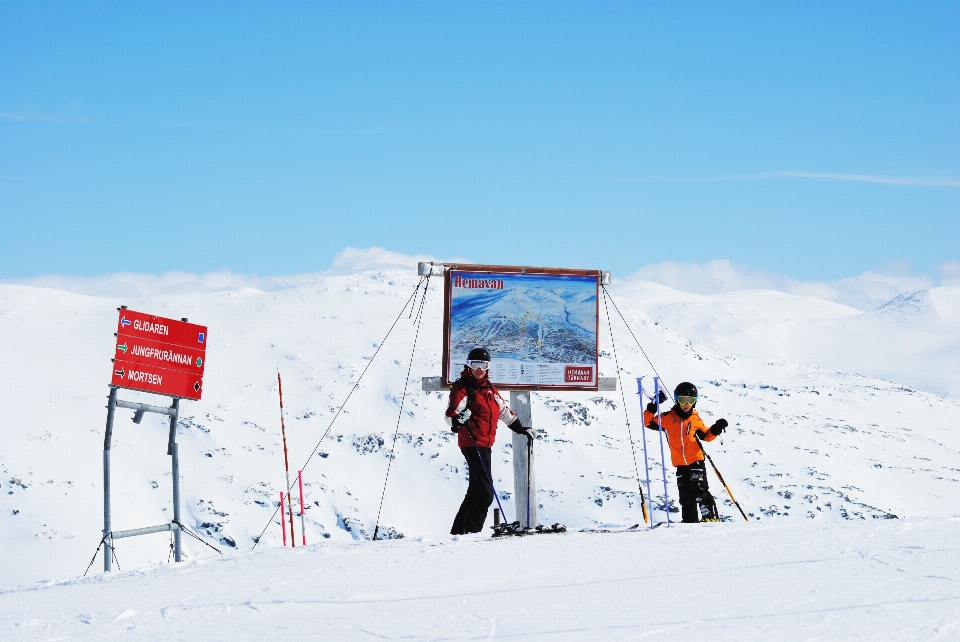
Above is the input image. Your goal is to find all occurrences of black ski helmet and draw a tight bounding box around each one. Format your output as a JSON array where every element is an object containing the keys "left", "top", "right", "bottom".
[
  {"left": 674, "top": 381, "right": 698, "bottom": 401},
  {"left": 467, "top": 347, "right": 491, "bottom": 362}
]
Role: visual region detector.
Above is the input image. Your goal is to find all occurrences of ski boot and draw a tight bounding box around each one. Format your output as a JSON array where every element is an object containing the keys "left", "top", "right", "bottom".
[
  {"left": 492, "top": 521, "right": 531, "bottom": 537},
  {"left": 699, "top": 501, "right": 721, "bottom": 522}
]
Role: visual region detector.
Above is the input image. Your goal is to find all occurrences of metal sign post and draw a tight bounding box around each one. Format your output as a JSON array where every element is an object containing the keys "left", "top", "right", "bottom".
[
  {"left": 509, "top": 390, "right": 536, "bottom": 529},
  {"left": 100, "top": 307, "right": 207, "bottom": 572}
]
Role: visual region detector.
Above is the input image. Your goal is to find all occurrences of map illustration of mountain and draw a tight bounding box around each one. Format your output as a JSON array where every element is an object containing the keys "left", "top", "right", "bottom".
[{"left": 449, "top": 273, "right": 597, "bottom": 365}]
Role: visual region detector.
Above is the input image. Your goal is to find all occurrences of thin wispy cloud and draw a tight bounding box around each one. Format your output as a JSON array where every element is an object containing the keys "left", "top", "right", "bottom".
[
  {"left": 605, "top": 171, "right": 960, "bottom": 188},
  {"left": 0, "top": 111, "right": 89, "bottom": 123},
  {"left": 0, "top": 247, "right": 470, "bottom": 298},
  {"left": 771, "top": 171, "right": 960, "bottom": 187}
]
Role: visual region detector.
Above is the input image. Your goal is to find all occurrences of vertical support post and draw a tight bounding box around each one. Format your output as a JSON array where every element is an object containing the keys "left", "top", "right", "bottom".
[
  {"left": 509, "top": 390, "right": 537, "bottom": 529},
  {"left": 168, "top": 397, "right": 182, "bottom": 561},
  {"left": 103, "top": 386, "right": 117, "bottom": 572}
]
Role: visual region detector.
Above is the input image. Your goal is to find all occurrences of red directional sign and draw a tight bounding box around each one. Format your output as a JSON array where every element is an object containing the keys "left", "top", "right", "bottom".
[
  {"left": 116, "top": 309, "right": 208, "bottom": 350},
  {"left": 111, "top": 361, "right": 204, "bottom": 399},
  {"left": 111, "top": 309, "right": 208, "bottom": 400},
  {"left": 114, "top": 336, "right": 206, "bottom": 376}
]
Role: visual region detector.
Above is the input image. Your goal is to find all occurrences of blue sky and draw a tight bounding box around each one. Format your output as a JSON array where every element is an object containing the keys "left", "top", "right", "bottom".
[{"left": 2, "top": 1, "right": 958, "bottom": 285}]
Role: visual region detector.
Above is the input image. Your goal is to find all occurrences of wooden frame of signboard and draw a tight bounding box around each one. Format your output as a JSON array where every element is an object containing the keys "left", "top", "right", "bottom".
[{"left": 441, "top": 263, "right": 602, "bottom": 392}]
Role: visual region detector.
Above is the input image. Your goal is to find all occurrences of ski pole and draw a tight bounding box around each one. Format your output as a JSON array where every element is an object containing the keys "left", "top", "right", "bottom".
[
  {"left": 464, "top": 421, "right": 508, "bottom": 522},
  {"left": 654, "top": 377, "right": 672, "bottom": 527},
  {"left": 695, "top": 435, "right": 749, "bottom": 522},
  {"left": 636, "top": 378, "right": 653, "bottom": 526}
]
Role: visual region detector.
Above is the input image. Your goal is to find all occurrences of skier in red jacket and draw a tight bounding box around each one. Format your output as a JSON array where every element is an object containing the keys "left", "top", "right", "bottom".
[
  {"left": 446, "top": 347, "right": 531, "bottom": 535},
  {"left": 643, "top": 382, "right": 729, "bottom": 523}
]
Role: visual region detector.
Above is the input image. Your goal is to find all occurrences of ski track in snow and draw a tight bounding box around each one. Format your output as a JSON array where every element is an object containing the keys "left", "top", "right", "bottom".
[{"left": 1, "top": 272, "right": 958, "bottom": 639}]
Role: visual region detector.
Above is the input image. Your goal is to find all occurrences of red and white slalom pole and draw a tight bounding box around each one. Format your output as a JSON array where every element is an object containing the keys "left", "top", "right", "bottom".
[
  {"left": 278, "top": 372, "right": 296, "bottom": 547},
  {"left": 298, "top": 470, "right": 307, "bottom": 546}
]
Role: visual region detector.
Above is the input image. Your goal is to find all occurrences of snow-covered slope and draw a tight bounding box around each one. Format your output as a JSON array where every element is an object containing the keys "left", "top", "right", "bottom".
[
  {"left": 1, "top": 272, "right": 959, "bottom": 594},
  {"left": 4, "top": 518, "right": 960, "bottom": 641},
  {"left": 618, "top": 279, "right": 960, "bottom": 397}
]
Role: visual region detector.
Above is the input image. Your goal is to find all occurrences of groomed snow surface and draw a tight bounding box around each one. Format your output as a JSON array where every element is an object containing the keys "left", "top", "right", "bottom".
[
  {"left": 2, "top": 271, "right": 959, "bottom": 640},
  {"left": 5, "top": 520, "right": 960, "bottom": 641}
]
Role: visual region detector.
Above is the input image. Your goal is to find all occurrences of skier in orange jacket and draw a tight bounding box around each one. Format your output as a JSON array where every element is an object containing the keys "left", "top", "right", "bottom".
[{"left": 643, "top": 382, "right": 729, "bottom": 523}]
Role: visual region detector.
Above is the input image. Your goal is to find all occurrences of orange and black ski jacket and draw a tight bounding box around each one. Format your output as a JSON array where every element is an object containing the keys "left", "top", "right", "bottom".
[
  {"left": 643, "top": 406, "right": 716, "bottom": 467},
  {"left": 445, "top": 368, "right": 517, "bottom": 449}
]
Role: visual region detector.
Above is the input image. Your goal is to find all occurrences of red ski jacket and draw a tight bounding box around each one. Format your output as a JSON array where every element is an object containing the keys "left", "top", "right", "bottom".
[
  {"left": 445, "top": 369, "right": 517, "bottom": 449},
  {"left": 643, "top": 406, "right": 716, "bottom": 467}
]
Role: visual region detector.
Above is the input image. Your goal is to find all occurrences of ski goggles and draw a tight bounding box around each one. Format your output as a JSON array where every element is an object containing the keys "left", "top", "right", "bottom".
[
  {"left": 467, "top": 360, "right": 490, "bottom": 371},
  {"left": 676, "top": 395, "right": 698, "bottom": 405}
]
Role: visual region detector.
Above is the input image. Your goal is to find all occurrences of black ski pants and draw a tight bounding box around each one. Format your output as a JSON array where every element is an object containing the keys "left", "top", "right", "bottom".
[
  {"left": 676, "top": 461, "right": 718, "bottom": 523},
  {"left": 450, "top": 446, "right": 494, "bottom": 535}
]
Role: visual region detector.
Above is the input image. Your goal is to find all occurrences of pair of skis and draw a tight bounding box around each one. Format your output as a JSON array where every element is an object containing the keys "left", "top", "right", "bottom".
[
  {"left": 491, "top": 521, "right": 567, "bottom": 537},
  {"left": 492, "top": 522, "right": 666, "bottom": 537}
]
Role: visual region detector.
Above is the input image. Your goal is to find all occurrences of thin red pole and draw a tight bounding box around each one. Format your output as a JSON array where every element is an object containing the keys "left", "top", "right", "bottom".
[
  {"left": 278, "top": 372, "right": 296, "bottom": 547},
  {"left": 298, "top": 470, "right": 306, "bottom": 546},
  {"left": 280, "top": 492, "right": 287, "bottom": 546}
]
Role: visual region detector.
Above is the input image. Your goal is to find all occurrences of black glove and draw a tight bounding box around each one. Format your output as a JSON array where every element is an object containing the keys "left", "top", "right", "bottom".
[
  {"left": 508, "top": 418, "right": 532, "bottom": 439},
  {"left": 456, "top": 408, "right": 472, "bottom": 425},
  {"left": 645, "top": 391, "right": 668, "bottom": 413},
  {"left": 710, "top": 419, "right": 728, "bottom": 436},
  {"left": 695, "top": 429, "right": 707, "bottom": 440},
  {"left": 646, "top": 419, "right": 661, "bottom": 430}
]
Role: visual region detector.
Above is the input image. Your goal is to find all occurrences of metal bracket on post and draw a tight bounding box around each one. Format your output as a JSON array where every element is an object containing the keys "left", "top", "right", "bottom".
[
  {"left": 417, "top": 262, "right": 447, "bottom": 277},
  {"left": 422, "top": 376, "right": 615, "bottom": 392},
  {"left": 101, "top": 388, "right": 183, "bottom": 572},
  {"left": 510, "top": 390, "right": 537, "bottom": 529}
]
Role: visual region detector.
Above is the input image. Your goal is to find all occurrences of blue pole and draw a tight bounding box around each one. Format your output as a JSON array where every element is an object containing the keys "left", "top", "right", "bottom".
[
  {"left": 654, "top": 377, "right": 672, "bottom": 527},
  {"left": 636, "top": 377, "right": 655, "bottom": 529}
]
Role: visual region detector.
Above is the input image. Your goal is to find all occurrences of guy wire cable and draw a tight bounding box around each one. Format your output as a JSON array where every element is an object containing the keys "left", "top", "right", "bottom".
[
  {"left": 601, "top": 285, "right": 669, "bottom": 390},
  {"left": 372, "top": 273, "right": 432, "bottom": 541},
  {"left": 252, "top": 276, "right": 428, "bottom": 549},
  {"left": 602, "top": 287, "right": 648, "bottom": 524},
  {"left": 83, "top": 535, "right": 110, "bottom": 577}
]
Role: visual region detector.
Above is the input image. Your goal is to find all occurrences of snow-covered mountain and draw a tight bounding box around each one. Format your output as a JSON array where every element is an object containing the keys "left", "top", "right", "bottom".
[
  {"left": 1, "top": 270, "right": 958, "bottom": 605},
  {"left": 619, "top": 279, "right": 960, "bottom": 397}
]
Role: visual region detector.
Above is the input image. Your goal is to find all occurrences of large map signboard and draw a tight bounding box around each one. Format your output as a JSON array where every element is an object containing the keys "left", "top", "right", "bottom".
[{"left": 443, "top": 265, "right": 600, "bottom": 390}]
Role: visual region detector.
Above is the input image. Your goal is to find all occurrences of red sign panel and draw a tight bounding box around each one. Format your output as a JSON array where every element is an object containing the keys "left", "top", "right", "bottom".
[
  {"left": 114, "top": 336, "right": 206, "bottom": 376},
  {"left": 111, "top": 309, "right": 208, "bottom": 400},
  {"left": 111, "top": 360, "right": 204, "bottom": 400},
  {"left": 117, "top": 309, "right": 208, "bottom": 349}
]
